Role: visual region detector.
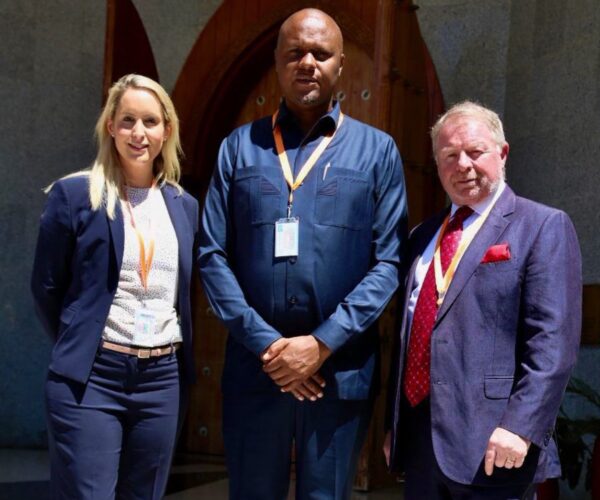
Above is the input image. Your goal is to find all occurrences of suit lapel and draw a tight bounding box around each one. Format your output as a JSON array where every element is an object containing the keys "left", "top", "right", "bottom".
[
  {"left": 161, "top": 184, "right": 190, "bottom": 291},
  {"left": 108, "top": 202, "right": 125, "bottom": 271},
  {"left": 435, "top": 187, "right": 516, "bottom": 324}
]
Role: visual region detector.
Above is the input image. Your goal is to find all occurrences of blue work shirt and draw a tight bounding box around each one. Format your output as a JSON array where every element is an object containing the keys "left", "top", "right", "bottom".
[{"left": 199, "top": 101, "right": 408, "bottom": 399}]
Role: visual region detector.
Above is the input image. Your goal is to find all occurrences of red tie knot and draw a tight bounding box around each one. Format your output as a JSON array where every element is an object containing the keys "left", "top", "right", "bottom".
[{"left": 449, "top": 206, "right": 473, "bottom": 230}]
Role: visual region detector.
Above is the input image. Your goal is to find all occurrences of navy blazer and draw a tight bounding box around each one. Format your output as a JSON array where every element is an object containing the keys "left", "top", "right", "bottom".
[
  {"left": 386, "top": 186, "right": 582, "bottom": 485},
  {"left": 31, "top": 175, "right": 199, "bottom": 384}
]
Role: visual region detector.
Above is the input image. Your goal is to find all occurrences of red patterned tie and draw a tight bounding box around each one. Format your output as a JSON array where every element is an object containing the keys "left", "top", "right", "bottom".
[{"left": 403, "top": 206, "right": 473, "bottom": 406}]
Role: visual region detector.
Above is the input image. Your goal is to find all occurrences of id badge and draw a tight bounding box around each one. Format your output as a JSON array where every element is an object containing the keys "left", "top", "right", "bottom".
[
  {"left": 134, "top": 308, "right": 158, "bottom": 337},
  {"left": 275, "top": 217, "right": 299, "bottom": 257}
]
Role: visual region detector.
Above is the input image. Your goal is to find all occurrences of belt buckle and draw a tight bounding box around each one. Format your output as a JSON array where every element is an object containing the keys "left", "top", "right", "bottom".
[{"left": 138, "top": 349, "right": 151, "bottom": 359}]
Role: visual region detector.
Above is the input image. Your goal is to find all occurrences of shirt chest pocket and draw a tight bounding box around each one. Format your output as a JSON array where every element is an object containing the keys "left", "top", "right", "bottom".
[
  {"left": 232, "top": 166, "right": 283, "bottom": 225},
  {"left": 315, "top": 167, "right": 371, "bottom": 230}
]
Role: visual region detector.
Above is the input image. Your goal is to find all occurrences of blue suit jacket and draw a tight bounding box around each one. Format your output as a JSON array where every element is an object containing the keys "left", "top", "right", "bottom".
[
  {"left": 31, "top": 175, "right": 199, "bottom": 384},
  {"left": 386, "top": 186, "right": 582, "bottom": 485}
]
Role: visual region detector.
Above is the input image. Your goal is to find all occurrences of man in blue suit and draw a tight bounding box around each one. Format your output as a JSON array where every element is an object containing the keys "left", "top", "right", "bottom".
[
  {"left": 385, "top": 101, "right": 581, "bottom": 499},
  {"left": 199, "top": 8, "right": 407, "bottom": 500}
]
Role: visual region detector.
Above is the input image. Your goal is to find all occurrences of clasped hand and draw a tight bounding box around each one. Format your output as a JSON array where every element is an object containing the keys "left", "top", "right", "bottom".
[{"left": 261, "top": 336, "right": 331, "bottom": 402}]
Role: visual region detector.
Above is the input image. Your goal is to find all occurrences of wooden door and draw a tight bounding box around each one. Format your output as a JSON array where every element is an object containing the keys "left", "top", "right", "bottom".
[
  {"left": 173, "top": 0, "right": 446, "bottom": 489},
  {"left": 102, "top": 0, "right": 159, "bottom": 99}
]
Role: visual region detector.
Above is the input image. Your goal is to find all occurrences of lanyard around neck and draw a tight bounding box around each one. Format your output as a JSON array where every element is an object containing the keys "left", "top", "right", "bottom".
[
  {"left": 123, "top": 180, "right": 157, "bottom": 291},
  {"left": 433, "top": 203, "right": 494, "bottom": 306},
  {"left": 272, "top": 110, "right": 344, "bottom": 213}
]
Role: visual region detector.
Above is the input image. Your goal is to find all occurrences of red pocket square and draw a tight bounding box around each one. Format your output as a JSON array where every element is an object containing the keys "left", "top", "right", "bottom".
[{"left": 481, "top": 243, "right": 511, "bottom": 263}]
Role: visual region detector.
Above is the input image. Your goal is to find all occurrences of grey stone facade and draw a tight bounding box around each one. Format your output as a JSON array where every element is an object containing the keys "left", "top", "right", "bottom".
[{"left": 1, "top": 1, "right": 105, "bottom": 447}]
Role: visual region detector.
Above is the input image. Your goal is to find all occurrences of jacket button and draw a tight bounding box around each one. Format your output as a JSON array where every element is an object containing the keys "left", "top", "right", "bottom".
[
  {"left": 289, "top": 257, "right": 297, "bottom": 264},
  {"left": 288, "top": 296, "right": 298, "bottom": 305}
]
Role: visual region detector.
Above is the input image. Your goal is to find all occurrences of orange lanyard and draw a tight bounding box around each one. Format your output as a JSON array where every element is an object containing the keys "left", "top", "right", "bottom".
[
  {"left": 272, "top": 110, "right": 344, "bottom": 215},
  {"left": 123, "top": 181, "right": 157, "bottom": 290}
]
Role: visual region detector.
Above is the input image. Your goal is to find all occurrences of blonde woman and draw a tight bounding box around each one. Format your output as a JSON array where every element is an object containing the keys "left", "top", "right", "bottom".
[{"left": 31, "top": 74, "right": 198, "bottom": 499}]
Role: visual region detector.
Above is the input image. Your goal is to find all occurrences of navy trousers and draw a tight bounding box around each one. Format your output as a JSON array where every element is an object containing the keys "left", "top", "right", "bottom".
[
  {"left": 223, "top": 391, "right": 373, "bottom": 500},
  {"left": 45, "top": 348, "right": 182, "bottom": 500},
  {"left": 403, "top": 399, "right": 537, "bottom": 500}
]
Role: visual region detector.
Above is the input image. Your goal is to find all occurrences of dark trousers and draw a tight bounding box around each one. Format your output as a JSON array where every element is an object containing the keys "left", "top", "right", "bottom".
[
  {"left": 223, "top": 391, "right": 373, "bottom": 500},
  {"left": 45, "top": 348, "right": 182, "bottom": 500},
  {"left": 403, "top": 399, "right": 537, "bottom": 500}
]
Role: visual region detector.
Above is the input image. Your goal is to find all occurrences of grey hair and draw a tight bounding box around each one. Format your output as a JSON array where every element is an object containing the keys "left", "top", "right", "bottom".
[{"left": 431, "top": 100, "right": 506, "bottom": 155}]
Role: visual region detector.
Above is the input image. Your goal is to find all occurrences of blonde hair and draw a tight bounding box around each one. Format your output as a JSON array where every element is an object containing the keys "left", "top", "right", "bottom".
[
  {"left": 431, "top": 100, "right": 506, "bottom": 156},
  {"left": 48, "top": 74, "right": 183, "bottom": 219}
]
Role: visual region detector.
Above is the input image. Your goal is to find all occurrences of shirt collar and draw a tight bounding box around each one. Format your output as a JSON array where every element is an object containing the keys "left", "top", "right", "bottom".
[
  {"left": 274, "top": 100, "right": 341, "bottom": 136},
  {"left": 450, "top": 179, "right": 506, "bottom": 217}
]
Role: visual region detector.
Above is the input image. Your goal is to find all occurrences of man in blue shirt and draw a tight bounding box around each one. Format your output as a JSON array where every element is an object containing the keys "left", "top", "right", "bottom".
[{"left": 199, "top": 8, "right": 407, "bottom": 499}]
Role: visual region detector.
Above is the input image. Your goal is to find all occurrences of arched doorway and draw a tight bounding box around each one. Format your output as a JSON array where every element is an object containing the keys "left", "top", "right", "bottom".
[{"left": 172, "top": 0, "right": 446, "bottom": 489}]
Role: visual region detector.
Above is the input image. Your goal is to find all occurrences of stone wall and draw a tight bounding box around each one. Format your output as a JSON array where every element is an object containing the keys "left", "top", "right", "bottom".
[
  {"left": 416, "top": 0, "right": 512, "bottom": 117},
  {"left": 0, "top": 1, "right": 105, "bottom": 447},
  {"left": 504, "top": 0, "right": 600, "bottom": 284}
]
